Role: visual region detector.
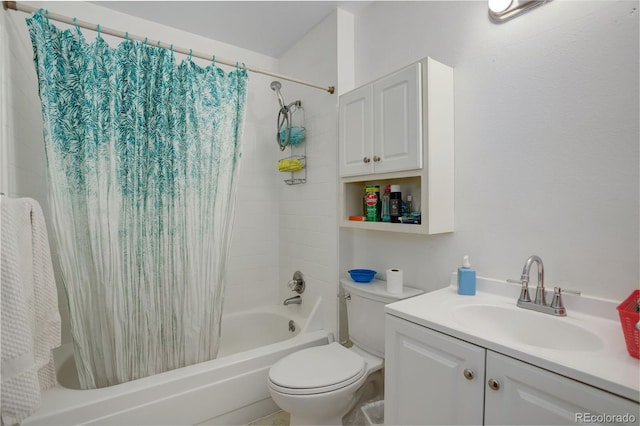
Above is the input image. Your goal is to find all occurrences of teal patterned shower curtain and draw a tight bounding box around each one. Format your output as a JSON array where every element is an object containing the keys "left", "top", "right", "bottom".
[{"left": 27, "top": 14, "right": 247, "bottom": 389}]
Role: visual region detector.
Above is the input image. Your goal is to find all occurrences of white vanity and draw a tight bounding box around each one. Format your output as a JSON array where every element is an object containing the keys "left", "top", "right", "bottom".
[{"left": 384, "top": 276, "right": 640, "bottom": 425}]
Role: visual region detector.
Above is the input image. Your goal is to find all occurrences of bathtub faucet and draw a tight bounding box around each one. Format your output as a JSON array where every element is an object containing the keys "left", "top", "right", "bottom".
[{"left": 283, "top": 295, "right": 302, "bottom": 306}]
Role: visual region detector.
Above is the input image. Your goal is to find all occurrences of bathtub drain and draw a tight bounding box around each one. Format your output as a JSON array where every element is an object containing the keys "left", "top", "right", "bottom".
[{"left": 288, "top": 320, "right": 296, "bottom": 332}]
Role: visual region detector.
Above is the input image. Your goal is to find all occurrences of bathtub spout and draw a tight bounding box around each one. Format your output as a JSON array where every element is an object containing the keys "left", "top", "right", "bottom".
[{"left": 283, "top": 296, "right": 302, "bottom": 306}]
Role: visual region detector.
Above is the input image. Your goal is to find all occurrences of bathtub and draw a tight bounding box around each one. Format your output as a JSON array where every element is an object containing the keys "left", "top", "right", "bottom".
[{"left": 23, "top": 299, "right": 329, "bottom": 426}]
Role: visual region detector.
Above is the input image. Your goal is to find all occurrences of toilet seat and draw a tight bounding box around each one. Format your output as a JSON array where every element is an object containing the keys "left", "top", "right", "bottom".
[{"left": 268, "top": 343, "right": 366, "bottom": 395}]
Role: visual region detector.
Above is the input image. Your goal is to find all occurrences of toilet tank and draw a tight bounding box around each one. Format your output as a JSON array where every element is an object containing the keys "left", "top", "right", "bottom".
[{"left": 341, "top": 278, "right": 423, "bottom": 358}]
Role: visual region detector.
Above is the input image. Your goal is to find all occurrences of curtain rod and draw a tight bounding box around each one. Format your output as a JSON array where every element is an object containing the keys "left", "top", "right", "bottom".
[{"left": 2, "top": 1, "right": 335, "bottom": 94}]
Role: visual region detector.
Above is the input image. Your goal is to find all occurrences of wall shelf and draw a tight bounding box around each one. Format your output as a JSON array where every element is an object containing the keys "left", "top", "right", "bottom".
[{"left": 340, "top": 174, "right": 427, "bottom": 234}]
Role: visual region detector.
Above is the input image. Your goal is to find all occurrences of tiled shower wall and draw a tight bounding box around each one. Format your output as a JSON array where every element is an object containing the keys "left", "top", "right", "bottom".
[{"left": 277, "top": 11, "right": 340, "bottom": 333}]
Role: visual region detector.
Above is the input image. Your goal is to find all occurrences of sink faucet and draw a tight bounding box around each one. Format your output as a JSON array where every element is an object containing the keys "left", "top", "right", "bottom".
[
  {"left": 522, "top": 255, "right": 546, "bottom": 305},
  {"left": 509, "top": 255, "right": 580, "bottom": 317},
  {"left": 283, "top": 295, "right": 302, "bottom": 306}
]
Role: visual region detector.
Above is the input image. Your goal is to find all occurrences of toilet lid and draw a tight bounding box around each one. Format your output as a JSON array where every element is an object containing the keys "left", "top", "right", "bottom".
[{"left": 269, "top": 343, "right": 366, "bottom": 394}]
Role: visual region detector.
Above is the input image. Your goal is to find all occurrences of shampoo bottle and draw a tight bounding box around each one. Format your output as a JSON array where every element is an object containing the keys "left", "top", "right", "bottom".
[
  {"left": 458, "top": 255, "right": 476, "bottom": 295},
  {"left": 381, "top": 185, "right": 391, "bottom": 222},
  {"left": 390, "top": 185, "right": 401, "bottom": 223}
]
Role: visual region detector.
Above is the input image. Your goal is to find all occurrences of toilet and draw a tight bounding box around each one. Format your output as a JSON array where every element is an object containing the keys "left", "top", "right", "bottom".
[{"left": 268, "top": 278, "right": 423, "bottom": 425}]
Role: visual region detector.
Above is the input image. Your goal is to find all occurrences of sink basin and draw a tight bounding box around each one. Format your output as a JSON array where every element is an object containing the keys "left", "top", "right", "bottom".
[{"left": 452, "top": 304, "right": 604, "bottom": 351}]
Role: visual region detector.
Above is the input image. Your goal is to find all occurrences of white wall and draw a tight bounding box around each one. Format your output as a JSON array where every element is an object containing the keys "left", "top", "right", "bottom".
[
  {"left": 343, "top": 1, "right": 639, "bottom": 301},
  {"left": 1, "top": 1, "right": 283, "bottom": 343},
  {"left": 277, "top": 11, "right": 340, "bottom": 335}
]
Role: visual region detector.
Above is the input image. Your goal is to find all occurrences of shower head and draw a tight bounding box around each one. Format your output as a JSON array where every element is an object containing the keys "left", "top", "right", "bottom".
[{"left": 270, "top": 81, "right": 286, "bottom": 110}]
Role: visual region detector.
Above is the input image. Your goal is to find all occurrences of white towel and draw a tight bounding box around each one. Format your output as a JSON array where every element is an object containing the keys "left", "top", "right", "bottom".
[{"left": 1, "top": 196, "right": 61, "bottom": 426}]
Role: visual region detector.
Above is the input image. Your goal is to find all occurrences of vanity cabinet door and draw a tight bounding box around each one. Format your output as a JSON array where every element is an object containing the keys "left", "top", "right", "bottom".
[
  {"left": 485, "top": 351, "right": 640, "bottom": 426},
  {"left": 385, "top": 314, "right": 485, "bottom": 425}
]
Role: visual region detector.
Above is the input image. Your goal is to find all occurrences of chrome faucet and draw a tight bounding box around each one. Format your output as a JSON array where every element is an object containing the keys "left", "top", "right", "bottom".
[
  {"left": 522, "top": 255, "right": 546, "bottom": 305},
  {"left": 283, "top": 295, "right": 302, "bottom": 306},
  {"left": 508, "top": 255, "right": 580, "bottom": 317}
]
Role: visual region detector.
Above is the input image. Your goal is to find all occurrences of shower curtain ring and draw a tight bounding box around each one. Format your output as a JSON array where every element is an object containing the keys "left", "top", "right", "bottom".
[
  {"left": 97, "top": 24, "right": 100, "bottom": 37},
  {"left": 157, "top": 40, "right": 161, "bottom": 47},
  {"left": 170, "top": 44, "right": 174, "bottom": 53},
  {"left": 212, "top": 55, "right": 216, "bottom": 67},
  {"left": 73, "top": 17, "right": 80, "bottom": 33},
  {"left": 125, "top": 32, "right": 129, "bottom": 41},
  {"left": 38, "top": 8, "right": 43, "bottom": 15},
  {"left": 144, "top": 37, "right": 148, "bottom": 45},
  {"left": 189, "top": 49, "right": 193, "bottom": 60},
  {"left": 45, "top": 9, "right": 49, "bottom": 23}
]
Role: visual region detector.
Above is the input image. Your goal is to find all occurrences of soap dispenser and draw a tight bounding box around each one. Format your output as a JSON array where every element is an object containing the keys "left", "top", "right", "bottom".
[{"left": 458, "top": 255, "right": 476, "bottom": 295}]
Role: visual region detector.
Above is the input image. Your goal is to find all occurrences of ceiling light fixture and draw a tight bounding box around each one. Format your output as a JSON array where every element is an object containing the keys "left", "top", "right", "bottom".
[{"left": 488, "top": 0, "right": 549, "bottom": 23}]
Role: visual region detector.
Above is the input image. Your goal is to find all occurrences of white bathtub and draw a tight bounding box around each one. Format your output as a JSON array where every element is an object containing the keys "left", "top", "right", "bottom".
[{"left": 23, "top": 299, "right": 329, "bottom": 426}]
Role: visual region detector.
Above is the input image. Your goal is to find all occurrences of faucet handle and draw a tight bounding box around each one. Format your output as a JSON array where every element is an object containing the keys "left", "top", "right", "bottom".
[
  {"left": 288, "top": 271, "right": 306, "bottom": 294},
  {"left": 550, "top": 287, "right": 566, "bottom": 315},
  {"left": 549, "top": 287, "right": 580, "bottom": 316},
  {"left": 555, "top": 287, "right": 581, "bottom": 296},
  {"left": 550, "top": 286, "right": 581, "bottom": 303},
  {"left": 507, "top": 278, "right": 531, "bottom": 303}
]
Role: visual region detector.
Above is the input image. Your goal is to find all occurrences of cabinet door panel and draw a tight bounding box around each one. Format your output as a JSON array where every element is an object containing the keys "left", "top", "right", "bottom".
[
  {"left": 385, "top": 315, "right": 485, "bottom": 425},
  {"left": 339, "top": 85, "right": 373, "bottom": 177},
  {"left": 374, "top": 63, "right": 422, "bottom": 174},
  {"left": 485, "top": 351, "right": 639, "bottom": 426}
]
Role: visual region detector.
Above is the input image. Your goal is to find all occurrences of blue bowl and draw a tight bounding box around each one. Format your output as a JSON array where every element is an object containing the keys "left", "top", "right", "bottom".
[{"left": 348, "top": 269, "right": 377, "bottom": 283}]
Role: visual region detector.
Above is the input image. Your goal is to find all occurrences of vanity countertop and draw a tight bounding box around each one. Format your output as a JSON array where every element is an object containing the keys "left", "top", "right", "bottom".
[{"left": 385, "top": 275, "right": 640, "bottom": 403}]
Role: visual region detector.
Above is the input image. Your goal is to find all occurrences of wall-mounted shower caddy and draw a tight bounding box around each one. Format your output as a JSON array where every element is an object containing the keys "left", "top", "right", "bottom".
[{"left": 271, "top": 81, "right": 306, "bottom": 185}]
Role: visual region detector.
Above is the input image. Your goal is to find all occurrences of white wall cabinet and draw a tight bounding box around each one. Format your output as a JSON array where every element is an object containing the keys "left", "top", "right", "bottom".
[
  {"left": 339, "top": 84, "right": 374, "bottom": 177},
  {"left": 339, "top": 63, "right": 422, "bottom": 177},
  {"left": 385, "top": 314, "right": 639, "bottom": 426},
  {"left": 338, "top": 57, "right": 454, "bottom": 234}
]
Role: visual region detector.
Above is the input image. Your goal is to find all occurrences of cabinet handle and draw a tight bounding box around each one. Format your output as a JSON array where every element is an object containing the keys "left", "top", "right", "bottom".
[
  {"left": 463, "top": 369, "right": 474, "bottom": 380},
  {"left": 363, "top": 157, "right": 371, "bottom": 163},
  {"left": 373, "top": 155, "right": 381, "bottom": 162},
  {"left": 488, "top": 379, "right": 500, "bottom": 391}
]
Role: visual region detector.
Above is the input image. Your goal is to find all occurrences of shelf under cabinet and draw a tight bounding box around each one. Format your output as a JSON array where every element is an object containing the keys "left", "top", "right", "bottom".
[
  {"left": 340, "top": 175, "right": 428, "bottom": 234},
  {"left": 340, "top": 219, "right": 428, "bottom": 234}
]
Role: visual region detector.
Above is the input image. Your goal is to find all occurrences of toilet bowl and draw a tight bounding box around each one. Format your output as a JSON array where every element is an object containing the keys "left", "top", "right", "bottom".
[
  {"left": 268, "top": 278, "right": 423, "bottom": 425},
  {"left": 268, "top": 343, "right": 379, "bottom": 425}
]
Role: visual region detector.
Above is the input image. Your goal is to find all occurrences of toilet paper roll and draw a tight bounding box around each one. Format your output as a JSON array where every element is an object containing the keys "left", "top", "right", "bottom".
[{"left": 387, "top": 268, "right": 403, "bottom": 294}]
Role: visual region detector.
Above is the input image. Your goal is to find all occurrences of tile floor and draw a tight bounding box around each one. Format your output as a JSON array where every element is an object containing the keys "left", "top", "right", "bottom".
[{"left": 247, "top": 410, "right": 290, "bottom": 426}]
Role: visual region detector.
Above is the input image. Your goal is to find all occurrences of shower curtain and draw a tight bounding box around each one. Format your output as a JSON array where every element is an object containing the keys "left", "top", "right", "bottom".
[{"left": 27, "top": 14, "right": 247, "bottom": 389}]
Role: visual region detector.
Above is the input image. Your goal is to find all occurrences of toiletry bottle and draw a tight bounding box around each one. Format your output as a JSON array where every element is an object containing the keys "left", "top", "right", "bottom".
[
  {"left": 365, "top": 185, "right": 380, "bottom": 222},
  {"left": 458, "top": 256, "right": 476, "bottom": 295},
  {"left": 406, "top": 195, "right": 413, "bottom": 214},
  {"left": 390, "top": 184, "right": 401, "bottom": 223},
  {"left": 381, "top": 185, "right": 391, "bottom": 222}
]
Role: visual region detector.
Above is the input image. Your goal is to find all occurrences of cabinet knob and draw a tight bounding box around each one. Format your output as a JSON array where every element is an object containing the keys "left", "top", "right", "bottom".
[
  {"left": 373, "top": 155, "right": 381, "bottom": 162},
  {"left": 488, "top": 378, "right": 500, "bottom": 391},
  {"left": 463, "top": 369, "right": 474, "bottom": 380},
  {"left": 363, "top": 157, "right": 371, "bottom": 163}
]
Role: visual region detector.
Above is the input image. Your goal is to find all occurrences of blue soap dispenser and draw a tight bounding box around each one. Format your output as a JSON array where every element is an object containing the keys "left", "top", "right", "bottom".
[{"left": 458, "top": 255, "right": 476, "bottom": 295}]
